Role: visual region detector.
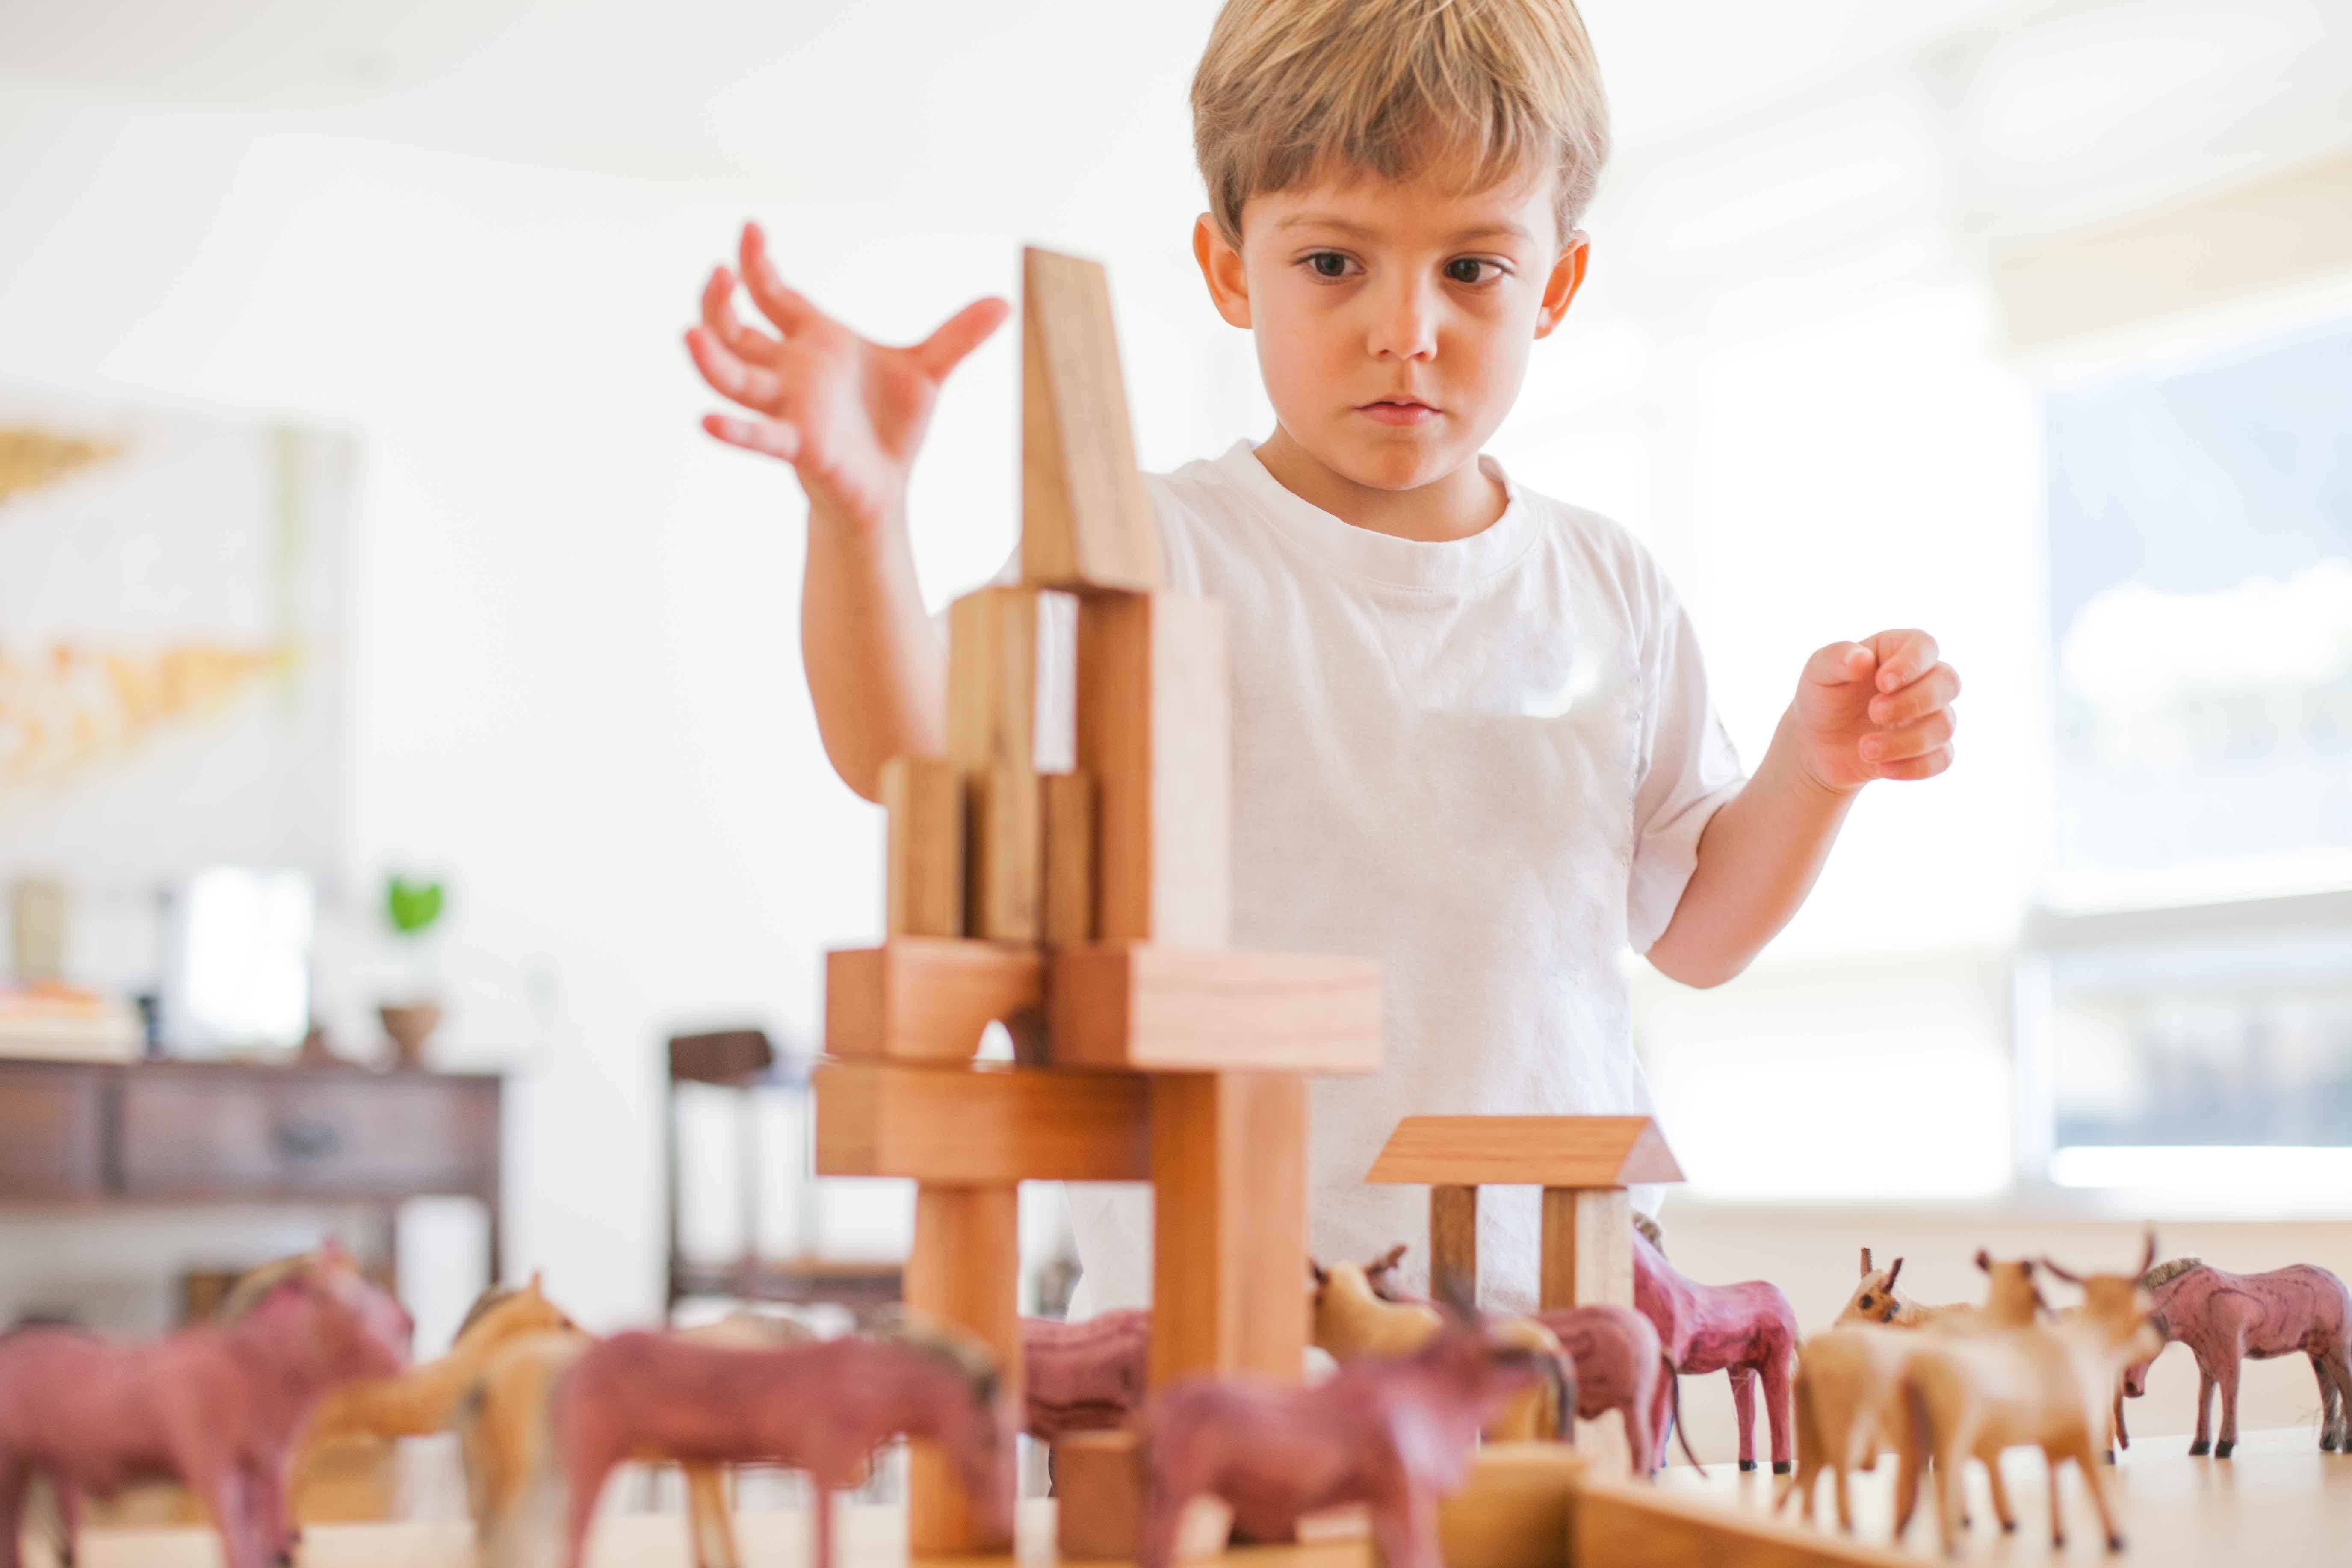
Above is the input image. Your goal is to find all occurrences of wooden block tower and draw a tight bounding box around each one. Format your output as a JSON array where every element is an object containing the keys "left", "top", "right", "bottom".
[{"left": 813, "top": 247, "right": 1384, "bottom": 1554}]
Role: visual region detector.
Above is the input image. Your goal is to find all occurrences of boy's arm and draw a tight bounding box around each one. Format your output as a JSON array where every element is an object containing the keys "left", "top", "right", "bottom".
[
  {"left": 685, "top": 223, "right": 1008, "bottom": 801},
  {"left": 1645, "top": 631, "right": 1958, "bottom": 988}
]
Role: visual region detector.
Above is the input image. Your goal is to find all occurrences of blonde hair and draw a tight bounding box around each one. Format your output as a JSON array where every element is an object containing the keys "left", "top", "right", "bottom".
[{"left": 1191, "top": 0, "right": 1610, "bottom": 249}]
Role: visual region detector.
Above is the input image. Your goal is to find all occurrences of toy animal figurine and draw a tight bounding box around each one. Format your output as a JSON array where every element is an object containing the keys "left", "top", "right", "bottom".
[
  {"left": 1896, "top": 1237, "right": 2161, "bottom": 1557},
  {"left": 553, "top": 1314, "right": 1014, "bottom": 1568},
  {"left": 2115, "top": 1255, "right": 2351, "bottom": 1458},
  {"left": 1136, "top": 1323, "right": 1559, "bottom": 1568},
  {"left": 1631, "top": 1224, "right": 1798, "bottom": 1473},
  {"left": 1023, "top": 1309, "right": 1150, "bottom": 1441},
  {"left": 1835, "top": 1248, "right": 2045, "bottom": 1332},
  {"left": 0, "top": 1241, "right": 411, "bottom": 1568},
  {"left": 1531, "top": 1305, "right": 1700, "bottom": 1475},
  {"left": 301, "top": 1272, "right": 573, "bottom": 1454},
  {"left": 1781, "top": 1254, "right": 2049, "bottom": 1533},
  {"left": 460, "top": 1310, "right": 824, "bottom": 1568},
  {"left": 1314, "top": 1248, "right": 1566, "bottom": 1441}
]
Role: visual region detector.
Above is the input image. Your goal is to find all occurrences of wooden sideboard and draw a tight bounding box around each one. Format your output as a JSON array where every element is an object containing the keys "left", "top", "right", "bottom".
[{"left": 0, "top": 1057, "right": 502, "bottom": 1290}]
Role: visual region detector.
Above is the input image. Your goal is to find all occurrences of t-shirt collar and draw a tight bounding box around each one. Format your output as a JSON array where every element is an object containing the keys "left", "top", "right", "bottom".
[{"left": 1211, "top": 437, "right": 1540, "bottom": 590}]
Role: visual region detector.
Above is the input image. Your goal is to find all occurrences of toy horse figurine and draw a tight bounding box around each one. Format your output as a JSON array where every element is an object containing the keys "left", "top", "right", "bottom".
[
  {"left": 1631, "top": 1224, "right": 1798, "bottom": 1473},
  {"left": 0, "top": 1241, "right": 411, "bottom": 1568},
  {"left": 1023, "top": 1310, "right": 1150, "bottom": 1441},
  {"left": 553, "top": 1314, "right": 1015, "bottom": 1568},
  {"left": 1137, "top": 1323, "right": 1561, "bottom": 1568},
  {"left": 2116, "top": 1256, "right": 2352, "bottom": 1457}
]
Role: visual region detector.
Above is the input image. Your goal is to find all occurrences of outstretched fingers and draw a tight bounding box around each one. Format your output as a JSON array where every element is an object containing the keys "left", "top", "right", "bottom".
[
  {"left": 700, "top": 267, "right": 778, "bottom": 363},
  {"left": 685, "top": 326, "right": 783, "bottom": 412},
  {"left": 739, "top": 223, "right": 821, "bottom": 336},
  {"left": 701, "top": 414, "right": 802, "bottom": 463},
  {"left": 911, "top": 296, "right": 1011, "bottom": 380}
]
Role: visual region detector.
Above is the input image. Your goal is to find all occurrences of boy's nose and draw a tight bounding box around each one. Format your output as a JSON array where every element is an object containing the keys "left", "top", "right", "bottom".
[{"left": 1364, "top": 279, "right": 1439, "bottom": 362}]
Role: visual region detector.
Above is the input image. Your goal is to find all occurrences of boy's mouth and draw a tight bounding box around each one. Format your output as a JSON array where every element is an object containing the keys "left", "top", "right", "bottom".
[{"left": 1357, "top": 397, "right": 1438, "bottom": 427}]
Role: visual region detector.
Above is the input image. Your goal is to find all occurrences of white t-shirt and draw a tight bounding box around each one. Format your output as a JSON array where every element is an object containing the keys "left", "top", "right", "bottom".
[{"left": 1058, "top": 438, "right": 1745, "bottom": 1317}]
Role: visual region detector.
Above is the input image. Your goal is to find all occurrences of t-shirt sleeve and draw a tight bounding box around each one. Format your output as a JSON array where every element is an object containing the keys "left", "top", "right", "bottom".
[{"left": 1624, "top": 570, "right": 1746, "bottom": 954}]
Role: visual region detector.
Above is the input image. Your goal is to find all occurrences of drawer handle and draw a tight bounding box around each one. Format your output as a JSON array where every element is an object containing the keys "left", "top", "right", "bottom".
[{"left": 272, "top": 1119, "right": 343, "bottom": 1160}]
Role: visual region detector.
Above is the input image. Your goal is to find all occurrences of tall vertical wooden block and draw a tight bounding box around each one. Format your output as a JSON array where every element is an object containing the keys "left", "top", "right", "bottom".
[
  {"left": 904, "top": 1182, "right": 1020, "bottom": 1553},
  {"left": 1041, "top": 770, "right": 1096, "bottom": 944},
  {"left": 1020, "top": 248, "right": 1161, "bottom": 593},
  {"left": 881, "top": 757, "right": 963, "bottom": 938},
  {"left": 1148, "top": 1072, "right": 1306, "bottom": 1387},
  {"left": 1539, "top": 1187, "right": 1633, "bottom": 1312},
  {"left": 1430, "top": 1184, "right": 1480, "bottom": 1309},
  {"left": 1075, "top": 593, "right": 1229, "bottom": 945},
  {"left": 968, "top": 765, "right": 1042, "bottom": 942},
  {"left": 947, "top": 586, "right": 1046, "bottom": 771}
]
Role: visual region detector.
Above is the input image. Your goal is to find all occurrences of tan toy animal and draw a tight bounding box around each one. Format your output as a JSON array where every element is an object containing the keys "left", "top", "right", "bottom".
[
  {"left": 1310, "top": 1248, "right": 1567, "bottom": 1442},
  {"left": 1834, "top": 1248, "right": 2042, "bottom": 1332},
  {"left": 1895, "top": 1237, "right": 2161, "bottom": 1557}
]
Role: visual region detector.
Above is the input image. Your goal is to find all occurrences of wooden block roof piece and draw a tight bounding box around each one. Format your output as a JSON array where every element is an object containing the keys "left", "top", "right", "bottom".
[
  {"left": 1019, "top": 247, "right": 1161, "bottom": 593},
  {"left": 1049, "top": 943, "right": 1382, "bottom": 1074},
  {"left": 1365, "top": 1116, "right": 1684, "bottom": 1189},
  {"left": 813, "top": 1059, "right": 1149, "bottom": 1184}
]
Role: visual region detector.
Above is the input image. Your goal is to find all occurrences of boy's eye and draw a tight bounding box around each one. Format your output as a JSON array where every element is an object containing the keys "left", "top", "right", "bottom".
[
  {"left": 1305, "top": 252, "right": 1352, "bottom": 279},
  {"left": 1445, "top": 257, "right": 1498, "bottom": 285}
]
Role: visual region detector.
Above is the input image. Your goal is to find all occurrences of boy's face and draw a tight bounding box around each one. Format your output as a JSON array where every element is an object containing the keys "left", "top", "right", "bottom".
[{"left": 1194, "top": 159, "right": 1588, "bottom": 496}]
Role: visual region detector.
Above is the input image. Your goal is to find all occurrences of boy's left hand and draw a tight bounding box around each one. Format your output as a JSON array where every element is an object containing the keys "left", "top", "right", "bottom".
[{"left": 1787, "top": 629, "right": 1959, "bottom": 794}]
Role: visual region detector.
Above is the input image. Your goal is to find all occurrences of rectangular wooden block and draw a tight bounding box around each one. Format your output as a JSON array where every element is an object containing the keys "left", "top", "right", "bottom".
[
  {"left": 947, "top": 585, "right": 1047, "bottom": 771},
  {"left": 1365, "top": 1116, "right": 1684, "bottom": 1187},
  {"left": 968, "top": 764, "right": 1042, "bottom": 942},
  {"left": 1540, "top": 1187, "right": 1633, "bottom": 1312},
  {"left": 1074, "top": 593, "right": 1228, "bottom": 945},
  {"left": 1020, "top": 248, "right": 1161, "bottom": 593},
  {"left": 1569, "top": 1473, "right": 1918, "bottom": 1568},
  {"left": 881, "top": 756, "right": 963, "bottom": 938},
  {"left": 1431, "top": 1183, "right": 1480, "bottom": 1309},
  {"left": 1053, "top": 1430, "right": 1234, "bottom": 1562},
  {"left": 813, "top": 1060, "right": 1149, "bottom": 1183},
  {"left": 824, "top": 939, "right": 1041, "bottom": 1062},
  {"left": 1437, "top": 1443, "right": 1589, "bottom": 1568},
  {"left": 906, "top": 1183, "right": 1018, "bottom": 1554},
  {"left": 1049, "top": 944, "right": 1382, "bottom": 1073},
  {"left": 1041, "top": 769, "right": 1096, "bottom": 944},
  {"left": 1149, "top": 1072, "right": 1307, "bottom": 1386}
]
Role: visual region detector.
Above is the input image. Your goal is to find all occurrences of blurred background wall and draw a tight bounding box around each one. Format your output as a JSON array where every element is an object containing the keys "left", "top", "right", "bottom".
[{"left": 2, "top": 0, "right": 2349, "bottom": 1459}]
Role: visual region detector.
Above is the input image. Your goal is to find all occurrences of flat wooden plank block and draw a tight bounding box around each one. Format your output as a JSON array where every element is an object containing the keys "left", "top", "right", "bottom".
[
  {"left": 881, "top": 757, "right": 964, "bottom": 938},
  {"left": 968, "top": 765, "right": 1042, "bottom": 942},
  {"left": 1437, "top": 1443, "right": 1589, "bottom": 1568},
  {"left": 1571, "top": 1473, "right": 1918, "bottom": 1567},
  {"left": 947, "top": 585, "right": 1047, "bottom": 772},
  {"left": 1048, "top": 945, "right": 1381, "bottom": 1073},
  {"left": 1041, "top": 770, "right": 1096, "bottom": 944},
  {"left": 1019, "top": 248, "right": 1161, "bottom": 593},
  {"left": 906, "top": 1183, "right": 1019, "bottom": 1554},
  {"left": 824, "top": 939, "right": 1042, "bottom": 1062},
  {"left": 1149, "top": 1072, "right": 1307, "bottom": 1386},
  {"left": 1074, "top": 593, "right": 1229, "bottom": 945},
  {"left": 813, "top": 1060, "right": 1149, "bottom": 1183},
  {"left": 1430, "top": 1184, "right": 1480, "bottom": 1309},
  {"left": 1365, "top": 1116, "right": 1684, "bottom": 1187},
  {"left": 1540, "top": 1187, "right": 1634, "bottom": 1312},
  {"left": 1052, "top": 1431, "right": 1233, "bottom": 1563}
]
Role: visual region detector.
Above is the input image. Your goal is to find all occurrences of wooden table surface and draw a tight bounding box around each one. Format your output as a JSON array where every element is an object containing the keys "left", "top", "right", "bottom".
[{"left": 29, "top": 1429, "right": 2352, "bottom": 1568}]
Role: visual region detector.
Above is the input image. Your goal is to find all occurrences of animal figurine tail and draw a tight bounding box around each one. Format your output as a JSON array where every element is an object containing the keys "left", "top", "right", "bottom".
[{"left": 1664, "top": 1359, "right": 1703, "bottom": 1472}]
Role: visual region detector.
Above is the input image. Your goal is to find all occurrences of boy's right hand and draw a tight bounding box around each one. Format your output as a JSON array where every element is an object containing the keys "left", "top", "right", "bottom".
[{"left": 686, "top": 223, "right": 1009, "bottom": 536}]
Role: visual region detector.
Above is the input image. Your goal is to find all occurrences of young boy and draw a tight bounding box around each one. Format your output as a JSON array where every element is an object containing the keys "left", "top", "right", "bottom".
[{"left": 683, "top": 0, "right": 1959, "bottom": 1313}]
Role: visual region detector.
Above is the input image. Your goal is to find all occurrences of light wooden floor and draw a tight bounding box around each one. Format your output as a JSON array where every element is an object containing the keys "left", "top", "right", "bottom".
[{"left": 27, "top": 1429, "right": 2352, "bottom": 1568}]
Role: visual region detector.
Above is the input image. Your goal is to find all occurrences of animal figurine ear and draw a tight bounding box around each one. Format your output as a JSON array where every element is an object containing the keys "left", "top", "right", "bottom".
[
  {"left": 1882, "top": 1256, "right": 1903, "bottom": 1291},
  {"left": 1365, "top": 1244, "right": 1407, "bottom": 1279},
  {"left": 2139, "top": 1230, "right": 2158, "bottom": 1276},
  {"left": 1307, "top": 1259, "right": 1328, "bottom": 1289},
  {"left": 2039, "top": 1257, "right": 2083, "bottom": 1285},
  {"left": 529, "top": 1268, "right": 544, "bottom": 1292},
  {"left": 317, "top": 1236, "right": 353, "bottom": 1265},
  {"left": 1974, "top": 1248, "right": 1992, "bottom": 1273},
  {"left": 1859, "top": 1247, "right": 1873, "bottom": 1277}
]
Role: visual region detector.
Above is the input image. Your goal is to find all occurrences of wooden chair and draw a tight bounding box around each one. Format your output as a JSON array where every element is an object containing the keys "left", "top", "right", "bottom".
[{"left": 663, "top": 1028, "right": 901, "bottom": 1318}]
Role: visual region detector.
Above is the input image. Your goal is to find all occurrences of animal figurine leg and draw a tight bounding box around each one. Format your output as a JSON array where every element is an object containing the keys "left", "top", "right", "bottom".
[
  {"left": 243, "top": 1457, "right": 294, "bottom": 1567},
  {"left": 1728, "top": 1365, "right": 1758, "bottom": 1471},
  {"left": 2071, "top": 1435, "right": 2126, "bottom": 1552},
  {"left": 2187, "top": 1366, "right": 2216, "bottom": 1455},
  {"left": 683, "top": 1465, "right": 736, "bottom": 1568},
  {"left": 1372, "top": 1483, "right": 1442, "bottom": 1568},
  {"left": 1927, "top": 1430, "right": 1971, "bottom": 1559},
  {"left": 558, "top": 1455, "right": 616, "bottom": 1568},
  {"left": 1761, "top": 1352, "right": 1794, "bottom": 1475},
  {"left": 2045, "top": 1450, "right": 2067, "bottom": 1549},
  {"left": 2213, "top": 1356, "right": 2242, "bottom": 1459},
  {"left": 194, "top": 1463, "right": 264, "bottom": 1568},
  {"left": 2317, "top": 1345, "right": 2352, "bottom": 1451},
  {"left": 1647, "top": 1366, "right": 1678, "bottom": 1472},
  {"left": 0, "top": 1460, "right": 27, "bottom": 1568},
  {"left": 811, "top": 1486, "right": 835, "bottom": 1568},
  {"left": 1980, "top": 1457, "right": 2018, "bottom": 1535}
]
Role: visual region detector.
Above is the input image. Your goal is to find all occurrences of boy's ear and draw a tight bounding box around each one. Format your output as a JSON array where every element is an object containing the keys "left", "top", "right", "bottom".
[
  {"left": 1533, "top": 231, "right": 1590, "bottom": 340},
  {"left": 1193, "top": 213, "right": 1253, "bottom": 330}
]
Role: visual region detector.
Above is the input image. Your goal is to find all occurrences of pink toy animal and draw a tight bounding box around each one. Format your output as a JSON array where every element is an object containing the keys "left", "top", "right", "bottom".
[
  {"left": 1137, "top": 1325, "right": 1558, "bottom": 1568},
  {"left": 0, "top": 1242, "right": 411, "bottom": 1568},
  {"left": 554, "top": 1316, "right": 1015, "bottom": 1568},
  {"left": 2116, "top": 1257, "right": 2352, "bottom": 1458},
  {"left": 1023, "top": 1310, "right": 1149, "bottom": 1441},
  {"left": 1631, "top": 1225, "right": 1798, "bottom": 1473},
  {"left": 1532, "top": 1304, "right": 1701, "bottom": 1475}
]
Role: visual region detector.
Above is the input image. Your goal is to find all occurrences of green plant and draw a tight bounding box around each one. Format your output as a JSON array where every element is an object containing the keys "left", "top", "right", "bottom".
[{"left": 385, "top": 875, "right": 444, "bottom": 937}]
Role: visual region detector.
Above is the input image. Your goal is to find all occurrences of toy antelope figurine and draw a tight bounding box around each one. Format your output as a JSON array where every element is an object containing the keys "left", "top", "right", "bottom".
[
  {"left": 1631, "top": 1224, "right": 1799, "bottom": 1472},
  {"left": 1897, "top": 1236, "right": 2161, "bottom": 1557},
  {"left": 2116, "top": 1256, "right": 2352, "bottom": 1457},
  {"left": 553, "top": 1314, "right": 1015, "bottom": 1568},
  {"left": 1313, "top": 1248, "right": 1568, "bottom": 1441},
  {"left": 1137, "top": 1321, "right": 1560, "bottom": 1568},
  {"left": 301, "top": 1272, "right": 573, "bottom": 1456},
  {"left": 1835, "top": 1247, "right": 2045, "bottom": 1332},
  {"left": 0, "top": 1241, "right": 411, "bottom": 1568}
]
